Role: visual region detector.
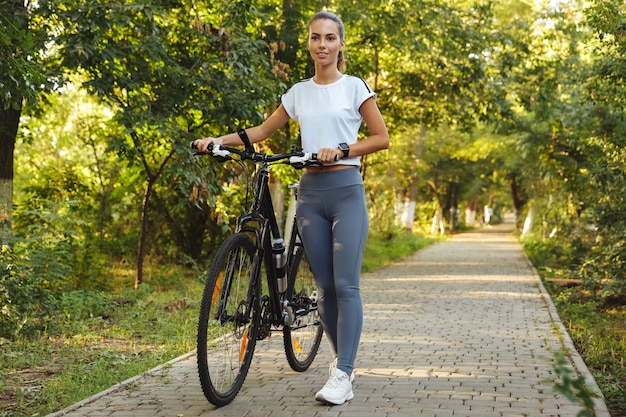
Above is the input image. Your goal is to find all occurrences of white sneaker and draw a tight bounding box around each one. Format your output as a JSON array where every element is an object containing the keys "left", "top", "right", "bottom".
[{"left": 315, "top": 367, "right": 354, "bottom": 405}]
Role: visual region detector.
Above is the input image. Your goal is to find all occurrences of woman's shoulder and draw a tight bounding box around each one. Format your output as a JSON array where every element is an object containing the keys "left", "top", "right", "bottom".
[
  {"left": 286, "top": 75, "right": 371, "bottom": 94},
  {"left": 283, "top": 78, "right": 311, "bottom": 98},
  {"left": 344, "top": 75, "right": 372, "bottom": 92},
  {"left": 292, "top": 77, "right": 313, "bottom": 88},
  {"left": 284, "top": 77, "right": 313, "bottom": 95}
]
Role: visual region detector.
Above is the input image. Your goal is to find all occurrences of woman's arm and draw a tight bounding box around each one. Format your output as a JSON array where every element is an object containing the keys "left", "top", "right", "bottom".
[
  {"left": 318, "top": 96, "right": 389, "bottom": 163},
  {"left": 193, "top": 104, "right": 291, "bottom": 152},
  {"left": 352, "top": 96, "right": 389, "bottom": 156},
  {"left": 322, "top": 96, "right": 389, "bottom": 162}
]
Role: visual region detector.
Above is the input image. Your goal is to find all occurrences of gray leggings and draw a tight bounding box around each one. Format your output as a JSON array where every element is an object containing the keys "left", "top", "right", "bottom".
[{"left": 296, "top": 168, "right": 368, "bottom": 375}]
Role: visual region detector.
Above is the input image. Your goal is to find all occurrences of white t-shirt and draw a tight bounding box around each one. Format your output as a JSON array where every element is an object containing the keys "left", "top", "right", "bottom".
[{"left": 281, "top": 74, "right": 376, "bottom": 166}]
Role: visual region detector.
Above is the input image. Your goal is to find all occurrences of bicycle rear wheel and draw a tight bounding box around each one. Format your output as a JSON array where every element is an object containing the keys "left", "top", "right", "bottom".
[
  {"left": 197, "top": 233, "right": 260, "bottom": 407},
  {"left": 283, "top": 244, "right": 323, "bottom": 372}
]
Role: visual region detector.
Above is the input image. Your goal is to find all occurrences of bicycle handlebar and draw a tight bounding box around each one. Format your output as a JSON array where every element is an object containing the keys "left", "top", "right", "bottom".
[{"left": 191, "top": 142, "right": 319, "bottom": 169}]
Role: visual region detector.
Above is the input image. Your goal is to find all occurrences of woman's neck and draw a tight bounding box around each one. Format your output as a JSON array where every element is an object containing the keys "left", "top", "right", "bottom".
[{"left": 313, "top": 67, "right": 343, "bottom": 85}]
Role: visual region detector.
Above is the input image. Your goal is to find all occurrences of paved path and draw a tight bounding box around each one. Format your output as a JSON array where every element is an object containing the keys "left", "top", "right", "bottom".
[{"left": 48, "top": 221, "right": 611, "bottom": 417}]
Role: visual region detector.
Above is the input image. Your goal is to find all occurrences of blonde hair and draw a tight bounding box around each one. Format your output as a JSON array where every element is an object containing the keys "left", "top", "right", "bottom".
[{"left": 308, "top": 11, "right": 345, "bottom": 72}]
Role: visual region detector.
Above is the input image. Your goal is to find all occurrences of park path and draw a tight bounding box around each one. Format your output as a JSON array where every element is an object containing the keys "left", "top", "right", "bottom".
[{"left": 48, "top": 219, "right": 610, "bottom": 417}]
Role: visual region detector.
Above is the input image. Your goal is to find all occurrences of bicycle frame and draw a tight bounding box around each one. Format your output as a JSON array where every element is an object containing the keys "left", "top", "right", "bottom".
[
  {"left": 235, "top": 161, "right": 286, "bottom": 327},
  {"left": 194, "top": 143, "right": 323, "bottom": 406},
  {"left": 197, "top": 143, "right": 315, "bottom": 327}
]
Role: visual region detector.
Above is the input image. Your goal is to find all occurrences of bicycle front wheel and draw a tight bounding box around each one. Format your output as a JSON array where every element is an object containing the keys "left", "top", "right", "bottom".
[
  {"left": 197, "top": 233, "right": 260, "bottom": 407},
  {"left": 283, "top": 245, "right": 323, "bottom": 372}
]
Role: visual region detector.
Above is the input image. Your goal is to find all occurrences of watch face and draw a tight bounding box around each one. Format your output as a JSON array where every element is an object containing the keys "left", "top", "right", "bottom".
[{"left": 338, "top": 143, "right": 349, "bottom": 158}]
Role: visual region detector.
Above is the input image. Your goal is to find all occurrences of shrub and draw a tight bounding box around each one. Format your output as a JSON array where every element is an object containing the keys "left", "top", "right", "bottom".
[
  {"left": 0, "top": 242, "right": 72, "bottom": 340},
  {"left": 1, "top": 202, "right": 81, "bottom": 340}
]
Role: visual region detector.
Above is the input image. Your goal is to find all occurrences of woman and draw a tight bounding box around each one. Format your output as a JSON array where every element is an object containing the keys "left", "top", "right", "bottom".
[{"left": 194, "top": 11, "right": 389, "bottom": 405}]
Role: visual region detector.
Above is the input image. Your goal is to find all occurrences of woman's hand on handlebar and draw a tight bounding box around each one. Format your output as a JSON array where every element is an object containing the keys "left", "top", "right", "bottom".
[
  {"left": 193, "top": 137, "right": 222, "bottom": 153},
  {"left": 317, "top": 147, "right": 342, "bottom": 164}
]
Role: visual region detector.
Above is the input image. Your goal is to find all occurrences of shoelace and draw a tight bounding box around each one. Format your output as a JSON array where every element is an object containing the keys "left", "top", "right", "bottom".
[
  {"left": 323, "top": 370, "right": 346, "bottom": 389},
  {"left": 329, "top": 358, "right": 354, "bottom": 382}
]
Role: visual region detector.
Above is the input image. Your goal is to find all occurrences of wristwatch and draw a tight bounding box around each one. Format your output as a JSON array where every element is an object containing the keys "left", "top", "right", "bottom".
[{"left": 338, "top": 143, "right": 350, "bottom": 159}]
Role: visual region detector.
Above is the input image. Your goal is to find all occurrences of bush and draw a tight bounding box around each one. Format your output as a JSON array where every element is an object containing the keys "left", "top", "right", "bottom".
[
  {"left": 0, "top": 242, "right": 71, "bottom": 340},
  {"left": 1, "top": 202, "right": 82, "bottom": 340},
  {"left": 522, "top": 232, "right": 589, "bottom": 279},
  {"left": 581, "top": 229, "right": 626, "bottom": 297},
  {"left": 60, "top": 290, "right": 112, "bottom": 323}
]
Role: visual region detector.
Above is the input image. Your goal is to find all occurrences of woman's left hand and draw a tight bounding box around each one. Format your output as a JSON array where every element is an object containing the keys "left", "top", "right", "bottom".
[{"left": 317, "top": 147, "right": 342, "bottom": 164}]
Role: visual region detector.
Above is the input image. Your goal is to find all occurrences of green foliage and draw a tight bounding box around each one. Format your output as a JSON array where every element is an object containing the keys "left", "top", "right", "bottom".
[
  {"left": 0, "top": 280, "right": 199, "bottom": 416},
  {"left": 59, "top": 290, "right": 112, "bottom": 323},
  {"left": 552, "top": 352, "right": 597, "bottom": 417},
  {"left": 548, "top": 286, "right": 626, "bottom": 416},
  {"left": 3, "top": 0, "right": 622, "bottom": 294},
  {"left": 0, "top": 2, "right": 47, "bottom": 109},
  {"left": 525, "top": 229, "right": 626, "bottom": 417},
  {"left": 3, "top": 0, "right": 625, "bottom": 409},
  {"left": 0, "top": 195, "right": 119, "bottom": 340},
  {"left": 522, "top": 233, "right": 587, "bottom": 276},
  {"left": 0, "top": 234, "right": 72, "bottom": 340},
  {"left": 3, "top": 0, "right": 626, "bottom": 415},
  {"left": 32, "top": 0, "right": 293, "bottom": 285},
  {"left": 581, "top": 229, "right": 626, "bottom": 297}
]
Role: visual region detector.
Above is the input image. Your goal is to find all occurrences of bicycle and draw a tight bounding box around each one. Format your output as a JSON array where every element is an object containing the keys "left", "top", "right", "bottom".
[{"left": 192, "top": 134, "right": 324, "bottom": 407}]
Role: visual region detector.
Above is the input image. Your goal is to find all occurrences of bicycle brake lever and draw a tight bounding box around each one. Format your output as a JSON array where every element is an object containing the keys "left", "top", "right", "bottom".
[
  {"left": 191, "top": 143, "right": 232, "bottom": 162},
  {"left": 209, "top": 145, "right": 232, "bottom": 162},
  {"left": 289, "top": 152, "right": 316, "bottom": 169}
]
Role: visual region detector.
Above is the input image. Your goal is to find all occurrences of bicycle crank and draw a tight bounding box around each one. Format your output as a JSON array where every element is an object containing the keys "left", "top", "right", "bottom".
[{"left": 257, "top": 295, "right": 272, "bottom": 340}]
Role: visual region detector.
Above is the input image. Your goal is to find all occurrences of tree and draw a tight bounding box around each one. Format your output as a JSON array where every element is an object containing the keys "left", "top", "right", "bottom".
[
  {"left": 8, "top": 0, "right": 622, "bottom": 299},
  {"left": 45, "top": 0, "right": 286, "bottom": 287},
  {"left": 0, "top": 1, "right": 48, "bottom": 247},
  {"left": 576, "top": 0, "right": 626, "bottom": 295},
  {"left": 342, "top": 0, "right": 516, "bottom": 232}
]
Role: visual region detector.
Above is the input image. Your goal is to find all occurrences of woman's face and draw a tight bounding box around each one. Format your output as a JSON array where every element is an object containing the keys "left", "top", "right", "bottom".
[{"left": 308, "top": 18, "right": 344, "bottom": 68}]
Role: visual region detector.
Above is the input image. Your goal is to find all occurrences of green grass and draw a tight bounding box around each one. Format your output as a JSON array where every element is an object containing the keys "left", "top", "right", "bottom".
[
  {"left": 0, "top": 279, "right": 201, "bottom": 417},
  {"left": 361, "top": 231, "right": 440, "bottom": 272},
  {"left": 546, "top": 285, "right": 626, "bottom": 417},
  {"left": 0, "top": 231, "right": 436, "bottom": 417},
  {"left": 523, "top": 235, "right": 626, "bottom": 417}
]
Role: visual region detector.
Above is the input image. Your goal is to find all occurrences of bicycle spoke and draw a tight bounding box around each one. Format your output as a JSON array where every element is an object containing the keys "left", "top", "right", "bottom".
[
  {"left": 197, "top": 233, "right": 260, "bottom": 407},
  {"left": 284, "top": 246, "right": 323, "bottom": 371}
]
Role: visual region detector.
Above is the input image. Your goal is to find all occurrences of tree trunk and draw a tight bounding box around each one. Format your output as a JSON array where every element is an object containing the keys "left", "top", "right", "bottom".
[
  {"left": 269, "top": 181, "right": 285, "bottom": 235},
  {"left": 135, "top": 178, "right": 153, "bottom": 289},
  {"left": 131, "top": 134, "right": 174, "bottom": 289},
  {"left": 398, "top": 126, "right": 426, "bottom": 231},
  {"left": 465, "top": 208, "right": 476, "bottom": 225},
  {"left": 279, "top": 0, "right": 300, "bottom": 76},
  {"left": 431, "top": 206, "right": 445, "bottom": 235},
  {"left": 400, "top": 200, "right": 416, "bottom": 231},
  {"left": 522, "top": 206, "right": 534, "bottom": 236},
  {"left": 1, "top": 0, "right": 28, "bottom": 248},
  {"left": 0, "top": 104, "right": 21, "bottom": 247},
  {"left": 398, "top": 175, "right": 419, "bottom": 231},
  {"left": 448, "top": 181, "right": 458, "bottom": 232},
  {"left": 284, "top": 186, "right": 297, "bottom": 251},
  {"left": 509, "top": 172, "right": 526, "bottom": 221}
]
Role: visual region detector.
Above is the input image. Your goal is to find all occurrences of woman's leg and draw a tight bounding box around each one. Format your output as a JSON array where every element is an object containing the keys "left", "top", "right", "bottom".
[
  {"left": 297, "top": 181, "right": 368, "bottom": 376},
  {"left": 296, "top": 193, "right": 339, "bottom": 358},
  {"left": 328, "top": 184, "right": 368, "bottom": 375}
]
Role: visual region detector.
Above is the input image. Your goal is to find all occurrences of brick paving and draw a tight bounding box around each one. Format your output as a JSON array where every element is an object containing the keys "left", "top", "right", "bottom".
[{"left": 47, "top": 220, "right": 611, "bottom": 417}]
